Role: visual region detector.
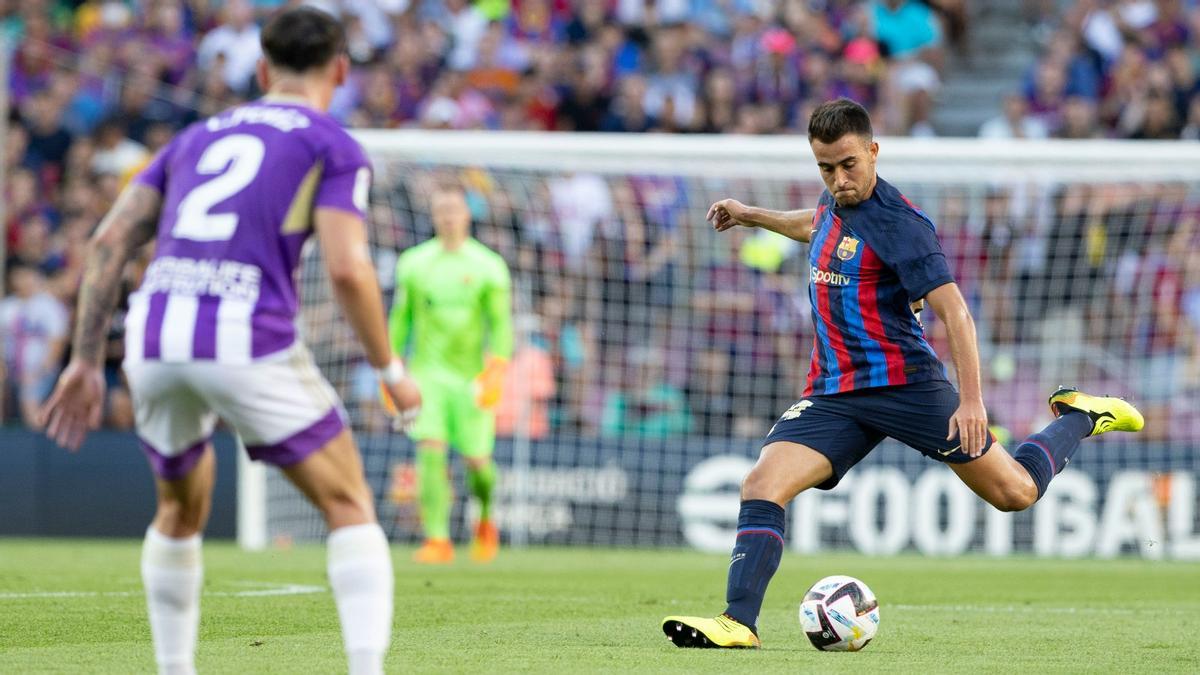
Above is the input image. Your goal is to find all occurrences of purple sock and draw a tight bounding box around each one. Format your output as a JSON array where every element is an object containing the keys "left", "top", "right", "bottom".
[
  {"left": 723, "top": 499, "right": 785, "bottom": 633},
  {"left": 1013, "top": 411, "right": 1093, "bottom": 499}
]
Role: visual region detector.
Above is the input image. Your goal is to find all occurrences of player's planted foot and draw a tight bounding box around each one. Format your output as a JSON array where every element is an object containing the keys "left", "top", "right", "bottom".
[
  {"left": 470, "top": 520, "right": 499, "bottom": 563},
  {"left": 661, "top": 614, "right": 761, "bottom": 649},
  {"left": 412, "top": 538, "right": 454, "bottom": 564},
  {"left": 1048, "top": 388, "right": 1144, "bottom": 436}
]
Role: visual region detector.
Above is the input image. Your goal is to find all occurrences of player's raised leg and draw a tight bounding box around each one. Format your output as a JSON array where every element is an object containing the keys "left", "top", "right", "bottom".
[
  {"left": 953, "top": 388, "right": 1144, "bottom": 511},
  {"left": 663, "top": 441, "right": 834, "bottom": 648},
  {"left": 142, "top": 447, "right": 215, "bottom": 675},
  {"left": 281, "top": 429, "right": 393, "bottom": 675}
]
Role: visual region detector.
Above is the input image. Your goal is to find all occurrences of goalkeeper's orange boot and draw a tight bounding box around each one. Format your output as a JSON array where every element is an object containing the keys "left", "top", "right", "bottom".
[
  {"left": 662, "top": 614, "right": 761, "bottom": 649},
  {"left": 470, "top": 520, "right": 500, "bottom": 563},
  {"left": 412, "top": 538, "right": 454, "bottom": 564},
  {"left": 1048, "top": 388, "right": 1144, "bottom": 436}
]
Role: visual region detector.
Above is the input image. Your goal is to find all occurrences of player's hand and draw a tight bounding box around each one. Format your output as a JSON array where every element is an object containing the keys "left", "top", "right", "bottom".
[
  {"left": 38, "top": 359, "right": 106, "bottom": 452},
  {"left": 948, "top": 397, "right": 989, "bottom": 458},
  {"left": 707, "top": 199, "right": 753, "bottom": 232},
  {"left": 474, "top": 356, "right": 508, "bottom": 409},
  {"left": 380, "top": 372, "right": 422, "bottom": 434}
]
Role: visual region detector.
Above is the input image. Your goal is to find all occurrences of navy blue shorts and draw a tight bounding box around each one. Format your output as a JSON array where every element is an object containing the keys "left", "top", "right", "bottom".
[{"left": 763, "top": 379, "right": 993, "bottom": 490}]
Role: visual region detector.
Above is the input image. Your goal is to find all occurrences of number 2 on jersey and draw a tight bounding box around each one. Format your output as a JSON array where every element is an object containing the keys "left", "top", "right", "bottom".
[{"left": 172, "top": 134, "right": 265, "bottom": 242}]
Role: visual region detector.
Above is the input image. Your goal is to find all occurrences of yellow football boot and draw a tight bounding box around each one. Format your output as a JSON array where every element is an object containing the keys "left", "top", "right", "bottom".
[
  {"left": 412, "top": 538, "right": 454, "bottom": 564},
  {"left": 662, "top": 614, "right": 761, "bottom": 649},
  {"left": 1048, "top": 388, "right": 1144, "bottom": 436}
]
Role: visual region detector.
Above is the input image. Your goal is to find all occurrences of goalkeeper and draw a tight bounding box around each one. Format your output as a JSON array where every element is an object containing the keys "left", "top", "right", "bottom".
[{"left": 388, "top": 180, "right": 512, "bottom": 564}]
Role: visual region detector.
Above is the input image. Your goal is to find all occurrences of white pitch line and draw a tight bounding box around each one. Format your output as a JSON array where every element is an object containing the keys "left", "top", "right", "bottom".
[{"left": 0, "top": 582, "right": 325, "bottom": 600}]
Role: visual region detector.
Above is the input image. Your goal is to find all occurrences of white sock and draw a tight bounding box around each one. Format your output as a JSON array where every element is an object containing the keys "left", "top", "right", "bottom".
[
  {"left": 141, "top": 526, "right": 202, "bottom": 675},
  {"left": 328, "top": 523, "right": 394, "bottom": 675}
]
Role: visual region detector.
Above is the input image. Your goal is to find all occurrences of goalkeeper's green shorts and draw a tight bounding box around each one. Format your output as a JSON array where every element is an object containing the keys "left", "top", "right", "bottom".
[{"left": 409, "top": 369, "right": 494, "bottom": 458}]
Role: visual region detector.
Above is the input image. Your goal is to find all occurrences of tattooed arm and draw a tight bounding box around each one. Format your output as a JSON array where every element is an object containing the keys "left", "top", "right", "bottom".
[
  {"left": 40, "top": 184, "right": 162, "bottom": 450},
  {"left": 70, "top": 185, "right": 162, "bottom": 364}
]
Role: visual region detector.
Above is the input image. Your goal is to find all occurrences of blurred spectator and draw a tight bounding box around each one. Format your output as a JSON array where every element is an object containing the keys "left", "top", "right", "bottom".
[
  {"left": 1, "top": 262, "right": 69, "bottom": 430},
  {"left": 871, "top": 0, "right": 944, "bottom": 135},
  {"left": 90, "top": 119, "right": 148, "bottom": 177},
  {"left": 600, "top": 346, "right": 690, "bottom": 438},
  {"left": 113, "top": 73, "right": 184, "bottom": 144},
  {"left": 442, "top": 0, "right": 489, "bottom": 71},
  {"left": 196, "top": 0, "right": 262, "bottom": 94},
  {"left": 979, "top": 94, "right": 1050, "bottom": 139},
  {"left": 494, "top": 324, "right": 556, "bottom": 440},
  {"left": 1056, "top": 95, "right": 1102, "bottom": 138},
  {"left": 1181, "top": 92, "right": 1200, "bottom": 139}
]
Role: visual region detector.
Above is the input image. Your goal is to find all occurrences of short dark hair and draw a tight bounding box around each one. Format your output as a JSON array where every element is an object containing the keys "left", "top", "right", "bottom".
[
  {"left": 807, "top": 98, "right": 873, "bottom": 144},
  {"left": 261, "top": 7, "right": 346, "bottom": 74}
]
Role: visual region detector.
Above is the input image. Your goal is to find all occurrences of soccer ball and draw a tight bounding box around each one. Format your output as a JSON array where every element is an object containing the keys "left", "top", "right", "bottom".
[{"left": 798, "top": 575, "right": 880, "bottom": 652}]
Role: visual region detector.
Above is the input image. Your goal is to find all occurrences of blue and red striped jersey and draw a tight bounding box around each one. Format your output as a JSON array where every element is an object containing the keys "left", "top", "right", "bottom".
[{"left": 804, "top": 176, "right": 953, "bottom": 396}]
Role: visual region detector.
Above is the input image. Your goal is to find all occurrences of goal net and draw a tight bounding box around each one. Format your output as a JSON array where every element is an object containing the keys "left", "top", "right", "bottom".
[{"left": 259, "top": 133, "right": 1200, "bottom": 560}]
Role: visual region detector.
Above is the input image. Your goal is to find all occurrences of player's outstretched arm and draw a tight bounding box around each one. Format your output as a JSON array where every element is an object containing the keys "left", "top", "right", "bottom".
[
  {"left": 925, "top": 282, "right": 988, "bottom": 458},
  {"left": 40, "top": 184, "right": 162, "bottom": 450},
  {"left": 707, "top": 199, "right": 816, "bottom": 243},
  {"left": 315, "top": 207, "right": 420, "bottom": 426}
]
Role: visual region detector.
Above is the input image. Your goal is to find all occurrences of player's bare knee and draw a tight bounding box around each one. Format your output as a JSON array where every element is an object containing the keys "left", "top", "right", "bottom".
[
  {"left": 990, "top": 480, "right": 1038, "bottom": 513},
  {"left": 740, "top": 466, "right": 787, "bottom": 504},
  {"left": 317, "top": 486, "right": 375, "bottom": 528},
  {"left": 153, "top": 498, "right": 206, "bottom": 537}
]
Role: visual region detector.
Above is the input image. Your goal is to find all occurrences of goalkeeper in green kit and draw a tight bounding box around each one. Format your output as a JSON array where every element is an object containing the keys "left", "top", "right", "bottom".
[{"left": 387, "top": 180, "right": 513, "bottom": 564}]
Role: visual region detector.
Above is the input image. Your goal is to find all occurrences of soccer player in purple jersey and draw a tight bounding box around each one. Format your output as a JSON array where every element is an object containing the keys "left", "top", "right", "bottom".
[
  {"left": 662, "top": 99, "right": 1146, "bottom": 649},
  {"left": 39, "top": 9, "right": 419, "bottom": 674}
]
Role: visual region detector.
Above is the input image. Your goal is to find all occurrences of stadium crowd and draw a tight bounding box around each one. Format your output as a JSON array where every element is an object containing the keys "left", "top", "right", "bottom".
[
  {"left": 982, "top": 0, "right": 1200, "bottom": 139},
  {"left": 2, "top": 0, "right": 1199, "bottom": 443},
  {"left": 0, "top": 0, "right": 958, "bottom": 430}
]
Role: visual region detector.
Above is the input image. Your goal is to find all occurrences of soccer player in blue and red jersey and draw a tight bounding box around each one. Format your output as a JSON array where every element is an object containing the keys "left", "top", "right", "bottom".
[{"left": 662, "top": 99, "right": 1145, "bottom": 649}]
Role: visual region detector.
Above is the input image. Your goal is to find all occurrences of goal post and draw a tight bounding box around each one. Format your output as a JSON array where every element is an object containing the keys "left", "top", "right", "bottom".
[{"left": 248, "top": 131, "right": 1200, "bottom": 560}]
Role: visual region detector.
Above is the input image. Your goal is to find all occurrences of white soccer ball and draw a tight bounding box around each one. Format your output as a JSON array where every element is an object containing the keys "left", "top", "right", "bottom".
[{"left": 798, "top": 575, "right": 880, "bottom": 652}]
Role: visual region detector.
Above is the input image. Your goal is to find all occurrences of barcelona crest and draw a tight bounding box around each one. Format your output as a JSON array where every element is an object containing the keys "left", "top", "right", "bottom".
[{"left": 836, "top": 236, "right": 860, "bottom": 261}]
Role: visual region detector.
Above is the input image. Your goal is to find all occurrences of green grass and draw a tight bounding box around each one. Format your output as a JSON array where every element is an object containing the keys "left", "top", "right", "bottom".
[{"left": 1, "top": 540, "right": 1198, "bottom": 673}]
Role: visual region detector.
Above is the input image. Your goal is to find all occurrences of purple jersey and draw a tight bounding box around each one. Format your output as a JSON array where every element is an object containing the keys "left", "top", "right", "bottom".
[{"left": 125, "top": 99, "right": 371, "bottom": 364}]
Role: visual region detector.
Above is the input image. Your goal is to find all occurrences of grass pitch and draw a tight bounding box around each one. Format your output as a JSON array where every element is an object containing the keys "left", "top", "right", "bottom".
[{"left": 1, "top": 539, "right": 1198, "bottom": 673}]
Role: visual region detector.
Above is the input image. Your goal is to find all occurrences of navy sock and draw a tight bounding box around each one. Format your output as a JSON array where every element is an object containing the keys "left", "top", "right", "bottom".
[
  {"left": 723, "top": 499, "right": 785, "bottom": 633},
  {"left": 1013, "top": 412, "right": 1093, "bottom": 499}
]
